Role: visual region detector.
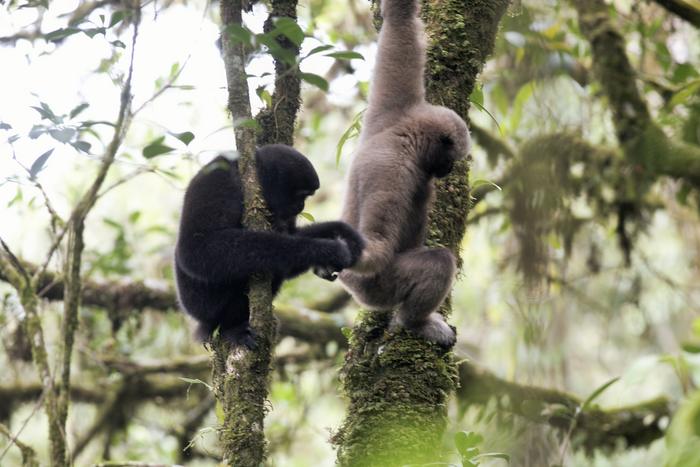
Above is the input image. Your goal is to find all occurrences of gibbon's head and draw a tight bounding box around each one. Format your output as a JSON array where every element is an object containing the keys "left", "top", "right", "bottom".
[
  {"left": 255, "top": 144, "right": 320, "bottom": 221},
  {"left": 409, "top": 105, "right": 471, "bottom": 178}
]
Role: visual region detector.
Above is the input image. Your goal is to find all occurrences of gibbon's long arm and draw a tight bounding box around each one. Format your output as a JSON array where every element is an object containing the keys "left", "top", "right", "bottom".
[
  {"left": 362, "top": 0, "right": 426, "bottom": 139},
  {"left": 176, "top": 229, "right": 348, "bottom": 282},
  {"left": 296, "top": 221, "right": 365, "bottom": 257}
]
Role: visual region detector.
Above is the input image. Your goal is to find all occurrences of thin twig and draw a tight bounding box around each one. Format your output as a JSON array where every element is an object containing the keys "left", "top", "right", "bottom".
[
  {"left": 0, "top": 390, "right": 45, "bottom": 463},
  {"left": 97, "top": 166, "right": 155, "bottom": 199},
  {"left": 0, "top": 237, "right": 30, "bottom": 285}
]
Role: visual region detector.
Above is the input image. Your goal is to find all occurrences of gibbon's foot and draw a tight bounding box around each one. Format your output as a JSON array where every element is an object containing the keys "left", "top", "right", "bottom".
[
  {"left": 390, "top": 312, "right": 456, "bottom": 348},
  {"left": 220, "top": 323, "right": 257, "bottom": 349}
]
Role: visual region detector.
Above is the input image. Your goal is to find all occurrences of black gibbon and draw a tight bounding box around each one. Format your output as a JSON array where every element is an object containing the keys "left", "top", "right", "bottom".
[
  {"left": 175, "top": 144, "right": 364, "bottom": 347},
  {"left": 332, "top": 0, "right": 471, "bottom": 347}
]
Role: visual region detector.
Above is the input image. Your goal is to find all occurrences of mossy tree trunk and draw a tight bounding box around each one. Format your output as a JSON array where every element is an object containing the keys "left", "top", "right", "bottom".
[
  {"left": 332, "top": 1, "right": 510, "bottom": 465},
  {"left": 214, "top": 0, "right": 301, "bottom": 465}
]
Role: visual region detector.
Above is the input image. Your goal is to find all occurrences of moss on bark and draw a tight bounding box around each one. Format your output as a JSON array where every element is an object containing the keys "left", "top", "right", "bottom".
[
  {"left": 333, "top": 1, "right": 509, "bottom": 465},
  {"left": 216, "top": 0, "right": 279, "bottom": 464},
  {"left": 255, "top": 0, "right": 301, "bottom": 147}
]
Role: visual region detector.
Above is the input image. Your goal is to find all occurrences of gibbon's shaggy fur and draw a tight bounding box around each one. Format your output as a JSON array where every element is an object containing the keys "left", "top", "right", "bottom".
[
  {"left": 175, "top": 145, "right": 364, "bottom": 347},
  {"left": 335, "top": 0, "right": 470, "bottom": 347}
]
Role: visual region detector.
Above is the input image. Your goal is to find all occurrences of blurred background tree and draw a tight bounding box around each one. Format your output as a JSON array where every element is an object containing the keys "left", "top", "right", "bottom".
[{"left": 0, "top": 0, "right": 699, "bottom": 466}]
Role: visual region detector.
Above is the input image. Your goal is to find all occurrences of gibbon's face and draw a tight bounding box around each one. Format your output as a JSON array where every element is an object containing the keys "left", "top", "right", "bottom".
[
  {"left": 290, "top": 186, "right": 316, "bottom": 216},
  {"left": 256, "top": 145, "right": 320, "bottom": 222},
  {"left": 432, "top": 135, "right": 458, "bottom": 178}
]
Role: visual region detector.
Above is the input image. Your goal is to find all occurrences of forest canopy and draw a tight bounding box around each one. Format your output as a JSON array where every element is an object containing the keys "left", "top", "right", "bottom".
[{"left": 0, "top": 0, "right": 699, "bottom": 466}]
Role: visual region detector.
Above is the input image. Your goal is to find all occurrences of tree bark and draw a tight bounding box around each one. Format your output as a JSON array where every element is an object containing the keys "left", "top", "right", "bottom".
[
  {"left": 216, "top": 1, "right": 274, "bottom": 465},
  {"left": 215, "top": 0, "right": 301, "bottom": 464}
]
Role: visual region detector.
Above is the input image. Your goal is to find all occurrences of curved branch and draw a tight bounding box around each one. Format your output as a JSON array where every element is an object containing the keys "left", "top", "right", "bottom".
[
  {"left": 457, "top": 362, "right": 671, "bottom": 452},
  {"left": 573, "top": 0, "right": 700, "bottom": 188},
  {"left": 652, "top": 0, "right": 700, "bottom": 27}
]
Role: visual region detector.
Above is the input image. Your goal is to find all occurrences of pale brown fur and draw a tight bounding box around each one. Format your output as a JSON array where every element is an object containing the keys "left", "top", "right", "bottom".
[{"left": 336, "top": 0, "right": 470, "bottom": 347}]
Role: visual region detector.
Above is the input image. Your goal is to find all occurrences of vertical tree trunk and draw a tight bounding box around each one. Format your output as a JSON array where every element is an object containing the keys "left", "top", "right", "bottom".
[
  {"left": 215, "top": 2, "right": 274, "bottom": 465},
  {"left": 214, "top": 0, "right": 301, "bottom": 464},
  {"left": 332, "top": 1, "right": 509, "bottom": 465}
]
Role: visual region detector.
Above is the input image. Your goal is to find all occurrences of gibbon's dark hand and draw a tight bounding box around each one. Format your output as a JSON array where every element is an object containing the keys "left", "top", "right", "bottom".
[
  {"left": 334, "top": 224, "right": 365, "bottom": 265},
  {"left": 314, "top": 237, "right": 354, "bottom": 281},
  {"left": 314, "top": 266, "right": 339, "bottom": 282}
]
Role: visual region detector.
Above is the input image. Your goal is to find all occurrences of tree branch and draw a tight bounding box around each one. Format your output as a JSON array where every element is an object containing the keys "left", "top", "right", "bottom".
[
  {"left": 0, "top": 262, "right": 350, "bottom": 347},
  {"left": 652, "top": 0, "right": 700, "bottom": 27},
  {"left": 0, "top": 422, "right": 39, "bottom": 467},
  {"left": 0, "top": 300, "right": 671, "bottom": 453},
  {"left": 457, "top": 362, "right": 671, "bottom": 452},
  {"left": 573, "top": 0, "right": 700, "bottom": 188},
  {"left": 216, "top": 0, "right": 303, "bottom": 462},
  {"left": 255, "top": 0, "right": 302, "bottom": 146},
  {"left": 53, "top": 7, "right": 141, "bottom": 465}
]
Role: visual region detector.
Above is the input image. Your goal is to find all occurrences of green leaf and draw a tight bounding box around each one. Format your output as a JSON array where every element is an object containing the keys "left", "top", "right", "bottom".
[
  {"left": 582, "top": 376, "right": 620, "bottom": 411},
  {"left": 471, "top": 179, "right": 502, "bottom": 191},
  {"left": 256, "top": 35, "right": 298, "bottom": 66},
  {"left": 103, "top": 218, "right": 124, "bottom": 230},
  {"left": 29, "top": 125, "right": 47, "bottom": 139},
  {"left": 169, "top": 62, "right": 181, "bottom": 79},
  {"left": 325, "top": 51, "right": 364, "bottom": 60},
  {"left": 340, "top": 327, "right": 352, "bottom": 339},
  {"left": 455, "top": 431, "right": 483, "bottom": 455},
  {"left": 109, "top": 10, "right": 126, "bottom": 28},
  {"left": 7, "top": 188, "right": 22, "bottom": 208},
  {"left": 143, "top": 137, "right": 175, "bottom": 159},
  {"left": 233, "top": 118, "right": 261, "bottom": 131},
  {"left": 672, "top": 63, "right": 699, "bottom": 83},
  {"left": 256, "top": 86, "right": 272, "bottom": 107},
  {"left": 49, "top": 128, "right": 76, "bottom": 143},
  {"left": 300, "top": 73, "right": 329, "bottom": 92},
  {"left": 82, "top": 27, "right": 106, "bottom": 38},
  {"left": 305, "top": 44, "right": 334, "bottom": 57},
  {"left": 681, "top": 342, "right": 700, "bottom": 354},
  {"left": 171, "top": 131, "right": 195, "bottom": 146},
  {"left": 299, "top": 211, "right": 315, "bottom": 221},
  {"left": 71, "top": 141, "right": 91, "bottom": 153},
  {"left": 271, "top": 17, "right": 305, "bottom": 47},
  {"left": 44, "top": 28, "right": 81, "bottom": 42},
  {"left": 669, "top": 79, "right": 700, "bottom": 109},
  {"left": 510, "top": 81, "right": 535, "bottom": 132},
  {"left": 336, "top": 109, "right": 364, "bottom": 165},
  {"left": 225, "top": 24, "right": 253, "bottom": 46},
  {"left": 31, "top": 102, "right": 60, "bottom": 123},
  {"left": 470, "top": 84, "right": 484, "bottom": 107},
  {"left": 29, "top": 148, "right": 54, "bottom": 179},
  {"left": 69, "top": 103, "right": 89, "bottom": 119},
  {"left": 470, "top": 99, "right": 501, "bottom": 133}
]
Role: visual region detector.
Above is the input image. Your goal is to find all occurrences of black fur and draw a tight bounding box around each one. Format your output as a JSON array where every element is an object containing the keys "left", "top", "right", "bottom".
[{"left": 174, "top": 144, "right": 364, "bottom": 347}]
